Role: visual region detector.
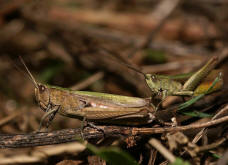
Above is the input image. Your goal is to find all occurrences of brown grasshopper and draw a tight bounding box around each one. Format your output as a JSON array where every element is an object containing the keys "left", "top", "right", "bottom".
[{"left": 19, "top": 57, "right": 155, "bottom": 131}]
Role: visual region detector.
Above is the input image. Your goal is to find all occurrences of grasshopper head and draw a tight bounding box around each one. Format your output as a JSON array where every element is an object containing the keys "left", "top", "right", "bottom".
[
  {"left": 145, "top": 74, "right": 160, "bottom": 93},
  {"left": 35, "top": 83, "right": 50, "bottom": 111},
  {"left": 18, "top": 56, "right": 51, "bottom": 112}
]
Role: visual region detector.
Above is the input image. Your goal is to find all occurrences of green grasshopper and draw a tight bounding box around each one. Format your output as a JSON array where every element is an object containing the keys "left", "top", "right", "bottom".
[
  {"left": 19, "top": 57, "right": 155, "bottom": 130},
  {"left": 126, "top": 56, "right": 221, "bottom": 101}
]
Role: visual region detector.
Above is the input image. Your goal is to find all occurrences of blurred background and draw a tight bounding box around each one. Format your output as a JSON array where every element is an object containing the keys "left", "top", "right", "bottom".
[{"left": 0, "top": 0, "right": 228, "bottom": 164}]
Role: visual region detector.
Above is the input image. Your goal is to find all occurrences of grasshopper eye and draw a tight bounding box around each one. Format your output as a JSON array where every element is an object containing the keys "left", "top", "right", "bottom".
[
  {"left": 38, "top": 85, "right": 46, "bottom": 93},
  {"left": 151, "top": 75, "right": 157, "bottom": 81}
]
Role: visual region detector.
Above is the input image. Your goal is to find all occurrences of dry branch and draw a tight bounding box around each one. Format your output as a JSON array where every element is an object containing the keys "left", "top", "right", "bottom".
[{"left": 0, "top": 114, "right": 227, "bottom": 148}]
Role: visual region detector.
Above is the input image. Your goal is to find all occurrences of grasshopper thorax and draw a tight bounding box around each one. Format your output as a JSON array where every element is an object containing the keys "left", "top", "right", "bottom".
[{"left": 35, "top": 83, "right": 50, "bottom": 112}]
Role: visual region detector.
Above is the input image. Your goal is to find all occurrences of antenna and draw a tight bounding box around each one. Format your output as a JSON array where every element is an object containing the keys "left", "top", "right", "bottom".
[
  {"left": 18, "top": 56, "right": 38, "bottom": 88},
  {"left": 100, "top": 46, "right": 147, "bottom": 79},
  {"left": 123, "top": 63, "right": 147, "bottom": 79}
]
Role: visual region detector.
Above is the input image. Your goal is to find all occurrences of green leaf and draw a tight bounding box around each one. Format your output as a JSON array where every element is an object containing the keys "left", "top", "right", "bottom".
[
  {"left": 86, "top": 143, "right": 139, "bottom": 165},
  {"left": 178, "top": 74, "right": 221, "bottom": 111},
  {"left": 182, "top": 111, "right": 212, "bottom": 118},
  {"left": 178, "top": 94, "right": 204, "bottom": 111},
  {"left": 205, "top": 75, "right": 221, "bottom": 95},
  {"left": 170, "top": 158, "right": 191, "bottom": 165},
  {"left": 210, "top": 152, "right": 221, "bottom": 159}
]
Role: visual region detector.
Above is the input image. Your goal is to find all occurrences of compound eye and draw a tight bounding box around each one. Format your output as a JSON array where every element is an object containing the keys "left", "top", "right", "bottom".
[
  {"left": 151, "top": 75, "right": 157, "bottom": 81},
  {"left": 38, "top": 85, "right": 46, "bottom": 93},
  {"left": 159, "top": 88, "right": 163, "bottom": 92}
]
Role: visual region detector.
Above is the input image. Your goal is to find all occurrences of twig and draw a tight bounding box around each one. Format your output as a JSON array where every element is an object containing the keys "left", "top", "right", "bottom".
[
  {"left": 149, "top": 138, "right": 176, "bottom": 163},
  {"left": 198, "top": 137, "right": 227, "bottom": 152},
  {"left": 0, "top": 112, "right": 21, "bottom": 127},
  {"left": 192, "top": 104, "right": 228, "bottom": 144},
  {"left": 0, "top": 114, "right": 227, "bottom": 148},
  {"left": 0, "top": 128, "right": 100, "bottom": 148},
  {"left": 216, "top": 48, "right": 228, "bottom": 65},
  {"left": 141, "top": 0, "right": 181, "bottom": 49},
  {"left": 129, "top": 0, "right": 180, "bottom": 58},
  {"left": 148, "top": 148, "right": 157, "bottom": 165},
  {"left": 71, "top": 71, "right": 104, "bottom": 90},
  {"left": 142, "top": 60, "right": 201, "bottom": 73},
  {"left": 133, "top": 114, "right": 228, "bottom": 135},
  {"left": 0, "top": 142, "right": 85, "bottom": 164}
]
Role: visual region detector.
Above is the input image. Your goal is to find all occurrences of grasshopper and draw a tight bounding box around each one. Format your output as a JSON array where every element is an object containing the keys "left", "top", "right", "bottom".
[
  {"left": 126, "top": 56, "right": 221, "bottom": 101},
  {"left": 19, "top": 57, "right": 155, "bottom": 131}
]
